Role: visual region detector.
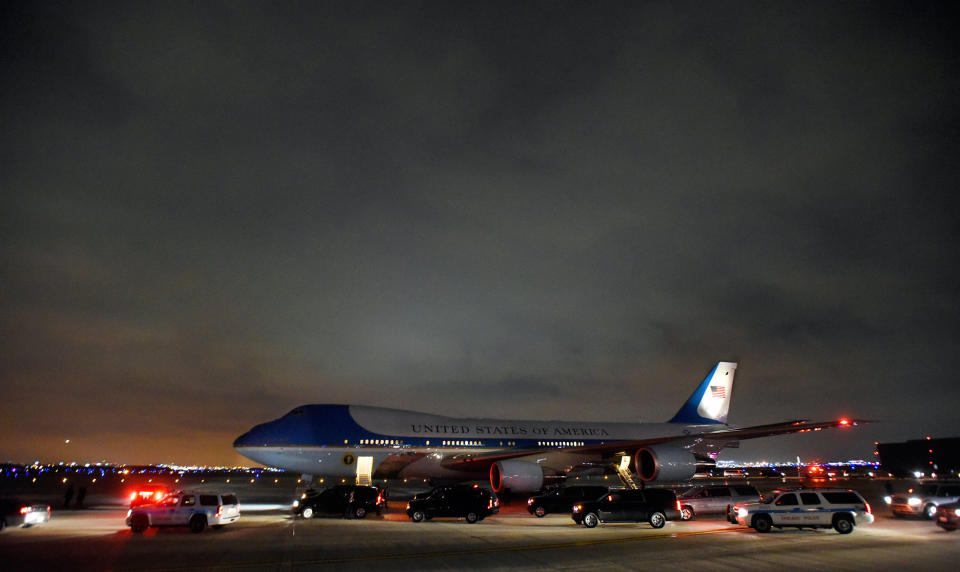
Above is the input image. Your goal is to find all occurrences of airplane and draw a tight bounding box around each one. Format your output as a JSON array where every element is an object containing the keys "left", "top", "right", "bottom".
[{"left": 233, "top": 362, "right": 865, "bottom": 493}]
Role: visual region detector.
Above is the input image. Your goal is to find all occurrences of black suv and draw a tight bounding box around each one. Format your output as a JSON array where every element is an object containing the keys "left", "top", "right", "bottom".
[
  {"left": 572, "top": 488, "right": 680, "bottom": 528},
  {"left": 406, "top": 485, "right": 499, "bottom": 523},
  {"left": 293, "top": 485, "right": 385, "bottom": 519},
  {"left": 526, "top": 485, "right": 609, "bottom": 517}
]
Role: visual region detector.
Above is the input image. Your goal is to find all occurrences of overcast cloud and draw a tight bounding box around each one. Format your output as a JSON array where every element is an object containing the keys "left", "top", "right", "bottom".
[{"left": 2, "top": 1, "right": 958, "bottom": 465}]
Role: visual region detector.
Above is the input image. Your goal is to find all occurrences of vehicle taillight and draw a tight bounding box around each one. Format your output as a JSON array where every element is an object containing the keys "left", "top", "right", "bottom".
[
  {"left": 676, "top": 500, "right": 682, "bottom": 511},
  {"left": 377, "top": 493, "right": 383, "bottom": 505},
  {"left": 20, "top": 506, "right": 31, "bottom": 515},
  {"left": 217, "top": 505, "right": 223, "bottom": 517},
  {"left": 865, "top": 502, "right": 872, "bottom": 514}
]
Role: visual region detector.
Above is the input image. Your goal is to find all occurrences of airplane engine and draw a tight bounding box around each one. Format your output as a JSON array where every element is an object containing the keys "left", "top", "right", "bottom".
[
  {"left": 634, "top": 445, "right": 697, "bottom": 482},
  {"left": 489, "top": 460, "right": 544, "bottom": 493}
]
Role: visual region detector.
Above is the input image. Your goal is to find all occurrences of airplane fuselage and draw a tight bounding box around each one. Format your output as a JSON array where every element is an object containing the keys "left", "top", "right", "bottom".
[{"left": 233, "top": 404, "right": 719, "bottom": 478}]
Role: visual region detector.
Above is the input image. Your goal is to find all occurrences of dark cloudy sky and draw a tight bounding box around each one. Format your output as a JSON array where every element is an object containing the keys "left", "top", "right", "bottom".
[{"left": 2, "top": 1, "right": 958, "bottom": 466}]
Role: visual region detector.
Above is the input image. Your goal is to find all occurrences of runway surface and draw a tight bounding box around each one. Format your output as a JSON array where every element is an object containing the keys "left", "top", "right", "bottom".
[{"left": 3, "top": 501, "right": 959, "bottom": 571}]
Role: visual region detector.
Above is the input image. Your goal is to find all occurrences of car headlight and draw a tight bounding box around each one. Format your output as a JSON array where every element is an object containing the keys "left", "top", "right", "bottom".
[
  {"left": 527, "top": 498, "right": 534, "bottom": 505},
  {"left": 883, "top": 496, "right": 892, "bottom": 505},
  {"left": 908, "top": 497, "right": 922, "bottom": 507},
  {"left": 737, "top": 508, "right": 749, "bottom": 518},
  {"left": 292, "top": 500, "right": 299, "bottom": 508},
  {"left": 955, "top": 508, "right": 960, "bottom": 518},
  {"left": 406, "top": 503, "right": 411, "bottom": 510},
  {"left": 126, "top": 509, "right": 132, "bottom": 517},
  {"left": 572, "top": 505, "right": 582, "bottom": 513}
]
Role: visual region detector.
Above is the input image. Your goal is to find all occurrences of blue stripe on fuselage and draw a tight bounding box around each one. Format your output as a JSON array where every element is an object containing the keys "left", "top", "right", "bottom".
[
  {"left": 233, "top": 404, "right": 629, "bottom": 450},
  {"left": 233, "top": 405, "right": 381, "bottom": 447}
]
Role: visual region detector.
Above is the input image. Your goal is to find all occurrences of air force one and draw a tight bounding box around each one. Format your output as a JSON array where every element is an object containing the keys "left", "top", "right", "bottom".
[{"left": 234, "top": 362, "right": 864, "bottom": 493}]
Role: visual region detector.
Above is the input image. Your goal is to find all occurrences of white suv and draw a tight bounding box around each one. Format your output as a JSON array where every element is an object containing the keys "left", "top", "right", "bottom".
[
  {"left": 888, "top": 482, "right": 960, "bottom": 519},
  {"left": 728, "top": 488, "right": 873, "bottom": 534},
  {"left": 126, "top": 491, "right": 240, "bottom": 533}
]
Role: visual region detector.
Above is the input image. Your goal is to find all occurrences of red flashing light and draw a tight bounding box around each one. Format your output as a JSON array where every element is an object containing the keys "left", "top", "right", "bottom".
[
  {"left": 20, "top": 506, "right": 31, "bottom": 515},
  {"left": 839, "top": 419, "right": 850, "bottom": 426},
  {"left": 129, "top": 493, "right": 137, "bottom": 501}
]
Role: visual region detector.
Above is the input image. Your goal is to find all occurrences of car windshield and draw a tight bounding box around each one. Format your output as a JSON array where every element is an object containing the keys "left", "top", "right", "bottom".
[{"left": 678, "top": 487, "right": 702, "bottom": 499}]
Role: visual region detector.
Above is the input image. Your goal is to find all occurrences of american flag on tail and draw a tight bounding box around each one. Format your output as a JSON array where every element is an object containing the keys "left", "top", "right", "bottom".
[{"left": 710, "top": 385, "right": 726, "bottom": 399}]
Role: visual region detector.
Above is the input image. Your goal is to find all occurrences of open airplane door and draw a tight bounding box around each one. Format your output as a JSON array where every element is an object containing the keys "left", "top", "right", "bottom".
[{"left": 356, "top": 456, "right": 374, "bottom": 486}]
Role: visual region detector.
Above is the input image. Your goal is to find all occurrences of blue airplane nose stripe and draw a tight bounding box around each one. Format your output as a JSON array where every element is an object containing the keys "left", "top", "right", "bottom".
[
  {"left": 234, "top": 405, "right": 384, "bottom": 447},
  {"left": 232, "top": 431, "right": 252, "bottom": 447}
]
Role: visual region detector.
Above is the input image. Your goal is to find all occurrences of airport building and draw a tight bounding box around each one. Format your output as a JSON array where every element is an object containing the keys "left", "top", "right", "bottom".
[{"left": 876, "top": 436, "right": 960, "bottom": 478}]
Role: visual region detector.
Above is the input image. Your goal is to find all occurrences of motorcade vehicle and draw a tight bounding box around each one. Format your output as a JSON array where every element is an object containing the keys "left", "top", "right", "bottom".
[
  {"left": 887, "top": 482, "right": 960, "bottom": 519},
  {"left": 126, "top": 491, "right": 240, "bottom": 533},
  {"left": 0, "top": 498, "right": 51, "bottom": 531},
  {"left": 934, "top": 501, "right": 960, "bottom": 531},
  {"left": 677, "top": 485, "right": 761, "bottom": 520},
  {"left": 526, "top": 485, "right": 610, "bottom": 517},
  {"left": 293, "top": 485, "right": 385, "bottom": 519},
  {"left": 406, "top": 484, "right": 499, "bottom": 523},
  {"left": 571, "top": 488, "right": 680, "bottom": 529},
  {"left": 728, "top": 488, "right": 873, "bottom": 534}
]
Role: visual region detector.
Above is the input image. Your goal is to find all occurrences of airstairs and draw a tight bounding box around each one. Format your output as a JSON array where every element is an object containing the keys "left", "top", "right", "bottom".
[{"left": 616, "top": 455, "right": 640, "bottom": 489}]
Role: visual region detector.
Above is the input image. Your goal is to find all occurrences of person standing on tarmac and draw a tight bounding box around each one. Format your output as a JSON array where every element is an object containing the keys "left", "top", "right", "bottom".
[{"left": 64, "top": 483, "right": 75, "bottom": 508}]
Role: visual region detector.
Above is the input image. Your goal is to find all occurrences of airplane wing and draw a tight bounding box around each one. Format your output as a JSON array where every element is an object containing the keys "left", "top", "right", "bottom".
[
  {"left": 700, "top": 418, "right": 870, "bottom": 441},
  {"left": 438, "top": 418, "right": 870, "bottom": 471}
]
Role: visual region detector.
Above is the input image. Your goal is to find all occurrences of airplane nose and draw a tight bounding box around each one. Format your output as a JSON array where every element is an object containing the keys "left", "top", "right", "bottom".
[
  {"left": 233, "top": 431, "right": 253, "bottom": 448},
  {"left": 233, "top": 419, "right": 291, "bottom": 447}
]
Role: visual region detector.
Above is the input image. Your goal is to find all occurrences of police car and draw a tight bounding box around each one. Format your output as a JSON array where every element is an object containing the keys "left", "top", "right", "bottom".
[
  {"left": 126, "top": 491, "right": 240, "bottom": 533},
  {"left": 728, "top": 488, "right": 873, "bottom": 534}
]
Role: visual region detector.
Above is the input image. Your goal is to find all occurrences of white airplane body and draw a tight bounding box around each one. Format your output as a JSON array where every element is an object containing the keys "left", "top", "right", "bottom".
[{"left": 234, "top": 362, "right": 862, "bottom": 492}]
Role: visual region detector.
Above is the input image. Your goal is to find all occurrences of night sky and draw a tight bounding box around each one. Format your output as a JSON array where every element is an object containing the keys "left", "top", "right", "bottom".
[{"left": 2, "top": 1, "right": 958, "bottom": 467}]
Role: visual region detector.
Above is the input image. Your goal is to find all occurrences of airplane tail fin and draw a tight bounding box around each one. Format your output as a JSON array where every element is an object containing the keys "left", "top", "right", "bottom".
[{"left": 668, "top": 362, "right": 737, "bottom": 425}]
